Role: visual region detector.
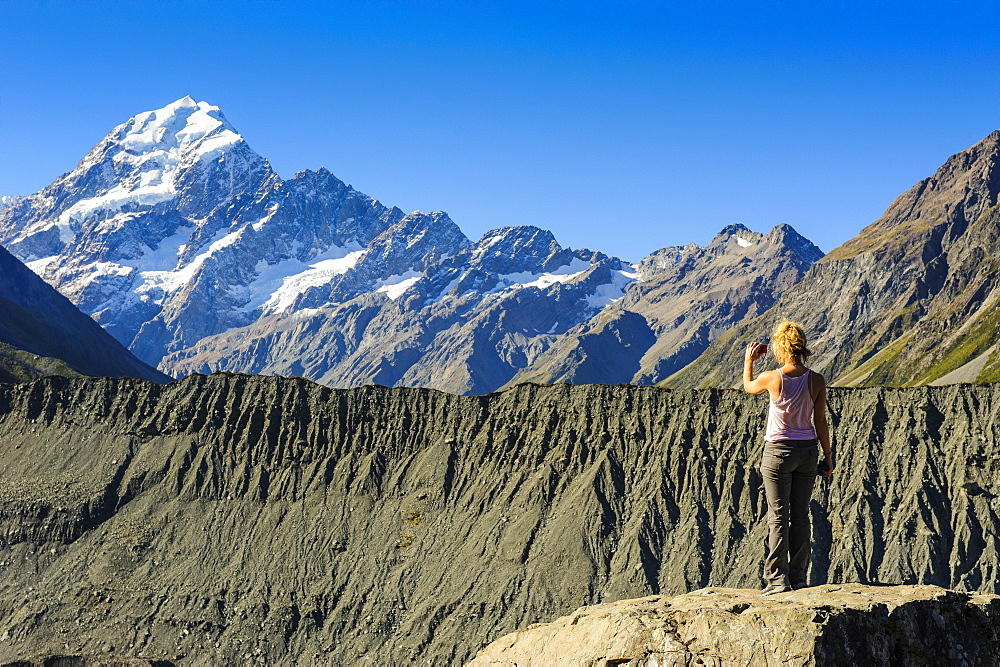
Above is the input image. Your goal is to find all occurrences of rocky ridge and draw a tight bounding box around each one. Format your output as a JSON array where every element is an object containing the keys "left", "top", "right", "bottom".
[
  {"left": 0, "top": 244, "right": 169, "bottom": 384},
  {"left": 159, "top": 224, "right": 639, "bottom": 395},
  {"left": 0, "top": 375, "right": 997, "bottom": 663},
  {"left": 506, "top": 223, "right": 821, "bottom": 388},
  {"left": 470, "top": 584, "right": 1000, "bottom": 666}
]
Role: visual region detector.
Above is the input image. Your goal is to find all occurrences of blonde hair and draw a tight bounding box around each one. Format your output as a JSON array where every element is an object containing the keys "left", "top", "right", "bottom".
[{"left": 772, "top": 320, "right": 811, "bottom": 364}]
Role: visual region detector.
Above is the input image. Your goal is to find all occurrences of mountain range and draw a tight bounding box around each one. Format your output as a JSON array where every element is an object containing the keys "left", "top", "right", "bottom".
[
  {"left": 0, "top": 97, "right": 997, "bottom": 391},
  {"left": 667, "top": 129, "right": 1000, "bottom": 388},
  {"left": 0, "top": 97, "right": 820, "bottom": 392}
]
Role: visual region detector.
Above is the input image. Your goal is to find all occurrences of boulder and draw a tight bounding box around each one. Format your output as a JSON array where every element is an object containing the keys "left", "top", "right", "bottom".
[{"left": 470, "top": 584, "right": 1000, "bottom": 666}]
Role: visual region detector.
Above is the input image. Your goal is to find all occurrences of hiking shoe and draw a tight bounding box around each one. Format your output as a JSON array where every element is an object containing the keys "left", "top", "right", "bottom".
[
  {"left": 760, "top": 583, "right": 791, "bottom": 596},
  {"left": 791, "top": 581, "right": 808, "bottom": 590}
]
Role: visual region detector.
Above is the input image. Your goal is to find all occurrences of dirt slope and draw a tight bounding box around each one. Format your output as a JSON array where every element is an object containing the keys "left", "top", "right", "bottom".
[{"left": 0, "top": 374, "right": 997, "bottom": 664}]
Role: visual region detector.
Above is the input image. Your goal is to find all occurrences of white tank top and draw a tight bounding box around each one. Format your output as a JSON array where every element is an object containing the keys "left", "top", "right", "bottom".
[{"left": 765, "top": 370, "right": 817, "bottom": 442}]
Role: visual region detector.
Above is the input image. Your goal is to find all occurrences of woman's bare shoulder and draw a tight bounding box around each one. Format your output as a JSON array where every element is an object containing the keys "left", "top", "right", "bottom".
[{"left": 759, "top": 369, "right": 783, "bottom": 385}]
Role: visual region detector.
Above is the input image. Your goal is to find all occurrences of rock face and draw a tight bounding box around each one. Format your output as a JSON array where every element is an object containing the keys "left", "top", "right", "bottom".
[
  {"left": 0, "top": 375, "right": 998, "bottom": 663},
  {"left": 0, "top": 97, "right": 820, "bottom": 394},
  {"left": 470, "top": 584, "right": 1000, "bottom": 666},
  {"left": 0, "top": 244, "right": 170, "bottom": 383},
  {"left": 669, "top": 129, "right": 1000, "bottom": 389}
]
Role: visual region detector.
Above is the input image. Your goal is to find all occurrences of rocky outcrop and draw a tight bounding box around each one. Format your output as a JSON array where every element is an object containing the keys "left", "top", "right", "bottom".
[
  {"left": 470, "top": 584, "right": 1000, "bottom": 666},
  {"left": 0, "top": 375, "right": 997, "bottom": 663},
  {"left": 669, "top": 129, "right": 1000, "bottom": 389}
]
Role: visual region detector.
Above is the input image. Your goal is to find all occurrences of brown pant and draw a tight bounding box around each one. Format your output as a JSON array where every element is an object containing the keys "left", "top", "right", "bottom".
[{"left": 760, "top": 441, "right": 818, "bottom": 587}]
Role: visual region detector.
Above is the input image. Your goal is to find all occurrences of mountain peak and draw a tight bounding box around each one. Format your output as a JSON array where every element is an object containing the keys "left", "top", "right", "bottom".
[
  {"left": 471, "top": 226, "right": 561, "bottom": 263},
  {"left": 764, "top": 224, "right": 824, "bottom": 260},
  {"left": 715, "top": 222, "right": 752, "bottom": 238},
  {"left": 154, "top": 95, "right": 199, "bottom": 116},
  {"left": 477, "top": 225, "right": 557, "bottom": 250},
  {"left": 0, "top": 96, "right": 273, "bottom": 262},
  {"left": 708, "top": 223, "right": 758, "bottom": 249},
  {"left": 119, "top": 97, "right": 240, "bottom": 157},
  {"left": 824, "top": 128, "right": 1000, "bottom": 263}
]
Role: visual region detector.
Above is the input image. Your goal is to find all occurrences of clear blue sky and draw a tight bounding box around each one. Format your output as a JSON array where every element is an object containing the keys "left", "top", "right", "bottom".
[{"left": 2, "top": 1, "right": 997, "bottom": 261}]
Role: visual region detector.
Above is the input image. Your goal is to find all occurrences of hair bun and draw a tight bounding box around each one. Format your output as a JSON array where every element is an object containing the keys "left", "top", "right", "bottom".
[{"left": 770, "top": 319, "right": 812, "bottom": 362}]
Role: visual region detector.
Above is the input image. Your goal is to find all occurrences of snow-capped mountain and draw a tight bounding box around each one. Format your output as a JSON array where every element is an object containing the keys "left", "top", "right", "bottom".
[
  {"left": 0, "top": 97, "right": 820, "bottom": 393},
  {"left": 0, "top": 97, "right": 474, "bottom": 363}
]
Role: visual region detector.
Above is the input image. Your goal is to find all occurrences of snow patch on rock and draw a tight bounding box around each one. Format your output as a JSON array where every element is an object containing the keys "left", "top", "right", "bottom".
[
  {"left": 586, "top": 269, "right": 639, "bottom": 309},
  {"left": 246, "top": 243, "right": 367, "bottom": 314},
  {"left": 494, "top": 257, "right": 592, "bottom": 293},
  {"left": 376, "top": 271, "right": 423, "bottom": 300}
]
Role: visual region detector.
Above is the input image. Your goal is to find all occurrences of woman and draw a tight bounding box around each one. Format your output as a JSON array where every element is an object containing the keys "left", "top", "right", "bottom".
[{"left": 743, "top": 320, "right": 834, "bottom": 596}]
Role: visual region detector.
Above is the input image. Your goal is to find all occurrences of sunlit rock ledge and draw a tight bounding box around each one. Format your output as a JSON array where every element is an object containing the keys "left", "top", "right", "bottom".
[{"left": 469, "top": 583, "right": 1000, "bottom": 667}]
